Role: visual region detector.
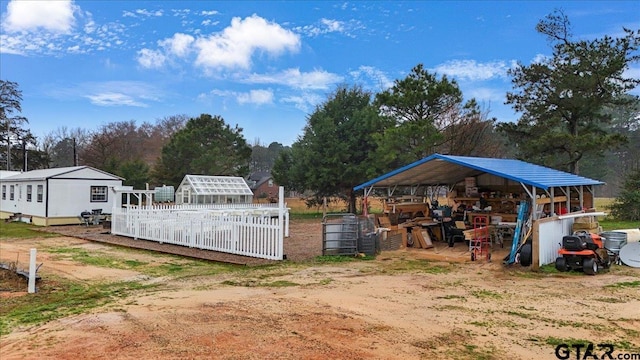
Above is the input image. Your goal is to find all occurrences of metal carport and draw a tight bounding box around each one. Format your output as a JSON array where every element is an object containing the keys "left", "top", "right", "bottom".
[
  {"left": 353, "top": 154, "right": 605, "bottom": 268},
  {"left": 354, "top": 153, "right": 604, "bottom": 220}
]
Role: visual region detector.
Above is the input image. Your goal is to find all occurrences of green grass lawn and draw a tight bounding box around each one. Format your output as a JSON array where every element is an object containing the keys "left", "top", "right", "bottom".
[
  {"left": 599, "top": 219, "right": 639, "bottom": 231},
  {"left": 0, "top": 221, "right": 58, "bottom": 239}
]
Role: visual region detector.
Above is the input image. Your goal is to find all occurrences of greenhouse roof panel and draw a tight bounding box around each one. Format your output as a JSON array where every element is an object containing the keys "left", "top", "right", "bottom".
[{"left": 182, "top": 175, "right": 253, "bottom": 195}]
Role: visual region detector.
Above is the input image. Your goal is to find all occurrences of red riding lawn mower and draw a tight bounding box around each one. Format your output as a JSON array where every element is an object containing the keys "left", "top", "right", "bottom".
[{"left": 555, "top": 231, "right": 611, "bottom": 275}]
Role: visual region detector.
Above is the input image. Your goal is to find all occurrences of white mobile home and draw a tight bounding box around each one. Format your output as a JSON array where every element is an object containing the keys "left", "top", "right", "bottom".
[{"left": 0, "top": 166, "right": 123, "bottom": 226}]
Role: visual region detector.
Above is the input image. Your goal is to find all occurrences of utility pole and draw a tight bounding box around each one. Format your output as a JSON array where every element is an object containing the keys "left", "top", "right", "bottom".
[
  {"left": 73, "top": 137, "right": 77, "bottom": 166},
  {"left": 6, "top": 120, "right": 10, "bottom": 171},
  {"left": 22, "top": 138, "right": 27, "bottom": 171}
]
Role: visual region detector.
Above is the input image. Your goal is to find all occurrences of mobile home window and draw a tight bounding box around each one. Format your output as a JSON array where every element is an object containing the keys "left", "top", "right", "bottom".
[
  {"left": 10, "top": 185, "right": 14, "bottom": 200},
  {"left": 37, "top": 185, "right": 43, "bottom": 202},
  {"left": 90, "top": 186, "right": 108, "bottom": 202},
  {"left": 1, "top": 185, "right": 5, "bottom": 200},
  {"left": 27, "top": 185, "right": 32, "bottom": 202}
]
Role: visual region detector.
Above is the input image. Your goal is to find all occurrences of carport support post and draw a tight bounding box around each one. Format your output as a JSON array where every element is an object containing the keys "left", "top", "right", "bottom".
[
  {"left": 28, "top": 248, "right": 37, "bottom": 293},
  {"left": 550, "top": 187, "right": 555, "bottom": 216},
  {"left": 532, "top": 222, "right": 540, "bottom": 271}
]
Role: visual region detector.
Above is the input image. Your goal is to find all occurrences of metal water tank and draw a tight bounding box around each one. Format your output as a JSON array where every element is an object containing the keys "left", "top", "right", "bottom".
[
  {"left": 322, "top": 214, "right": 358, "bottom": 256},
  {"left": 601, "top": 231, "right": 628, "bottom": 254}
]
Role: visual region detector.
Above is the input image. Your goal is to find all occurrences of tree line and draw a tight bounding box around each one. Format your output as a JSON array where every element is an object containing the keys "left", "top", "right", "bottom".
[{"left": 1, "top": 10, "right": 639, "bottom": 219}]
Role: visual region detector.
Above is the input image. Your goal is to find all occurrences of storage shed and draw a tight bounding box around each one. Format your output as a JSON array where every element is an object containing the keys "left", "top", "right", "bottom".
[
  {"left": 176, "top": 175, "right": 253, "bottom": 205},
  {"left": 354, "top": 154, "right": 605, "bottom": 268},
  {"left": 0, "top": 166, "right": 123, "bottom": 226}
]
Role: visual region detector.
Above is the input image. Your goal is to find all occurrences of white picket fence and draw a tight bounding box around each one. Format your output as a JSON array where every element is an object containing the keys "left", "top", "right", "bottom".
[{"left": 110, "top": 201, "right": 289, "bottom": 261}]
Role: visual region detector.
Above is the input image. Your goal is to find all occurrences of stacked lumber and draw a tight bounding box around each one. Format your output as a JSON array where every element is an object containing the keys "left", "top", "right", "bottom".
[
  {"left": 463, "top": 227, "right": 489, "bottom": 241},
  {"left": 572, "top": 216, "right": 599, "bottom": 232}
]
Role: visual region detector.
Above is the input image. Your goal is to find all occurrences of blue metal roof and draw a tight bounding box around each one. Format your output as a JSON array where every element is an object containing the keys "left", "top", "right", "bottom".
[{"left": 353, "top": 154, "right": 604, "bottom": 191}]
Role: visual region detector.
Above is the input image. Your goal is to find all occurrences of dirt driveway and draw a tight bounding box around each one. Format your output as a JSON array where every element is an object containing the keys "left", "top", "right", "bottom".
[{"left": 1, "top": 219, "right": 639, "bottom": 360}]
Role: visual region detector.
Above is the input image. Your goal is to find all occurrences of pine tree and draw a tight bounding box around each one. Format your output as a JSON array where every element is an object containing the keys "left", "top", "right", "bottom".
[{"left": 608, "top": 169, "right": 640, "bottom": 221}]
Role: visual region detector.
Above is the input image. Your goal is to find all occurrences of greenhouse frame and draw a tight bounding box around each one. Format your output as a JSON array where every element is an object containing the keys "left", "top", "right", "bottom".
[{"left": 176, "top": 175, "right": 254, "bottom": 205}]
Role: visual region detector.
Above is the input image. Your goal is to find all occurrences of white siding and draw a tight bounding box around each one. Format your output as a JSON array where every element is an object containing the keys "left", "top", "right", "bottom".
[
  {"left": 0, "top": 181, "right": 22, "bottom": 214},
  {"left": 3, "top": 181, "right": 48, "bottom": 217},
  {"left": 537, "top": 217, "right": 575, "bottom": 266},
  {"left": 47, "top": 179, "right": 119, "bottom": 217}
]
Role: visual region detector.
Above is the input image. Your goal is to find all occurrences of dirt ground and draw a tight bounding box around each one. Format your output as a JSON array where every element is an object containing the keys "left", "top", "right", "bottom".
[{"left": 1, "top": 219, "right": 639, "bottom": 360}]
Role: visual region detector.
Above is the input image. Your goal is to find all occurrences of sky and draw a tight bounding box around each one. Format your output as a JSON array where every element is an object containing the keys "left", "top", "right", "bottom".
[{"left": 1, "top": 1, "right": 639, "bottom": 147}]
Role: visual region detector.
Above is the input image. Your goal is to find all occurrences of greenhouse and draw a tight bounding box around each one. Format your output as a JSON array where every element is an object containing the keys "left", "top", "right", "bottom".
[{"left": 176, "top": 175, "right": 254, "bottom": 205}]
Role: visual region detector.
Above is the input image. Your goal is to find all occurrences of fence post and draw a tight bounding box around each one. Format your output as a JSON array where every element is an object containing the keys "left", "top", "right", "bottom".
[
  {"left": 111, "top": 197, "right": 116, "bottom": 234},
  {"left": 132, "top": 209, "right": 138, "bottom": 240},
  {"left": 28, "top": 248, "right": 37, "bottom": 293},
  {"left": 189, "top": 219, "right": 195, "bottom": 248},
  {"left": 284, "top": 210, "right": 289, "bottom": 238},
  {"left": 278, "top": 186, "right": 284, "bottom": 260}
]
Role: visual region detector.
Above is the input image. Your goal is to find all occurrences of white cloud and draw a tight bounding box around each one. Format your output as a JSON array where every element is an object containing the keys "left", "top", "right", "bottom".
[
  {"left": 137, "top": 14, "right": 300, "bottom": 72},
  {"left": 625, "top": 66, "right": 640, "bottom": 95},
  {"left": 84, "top": 19, "right": 96, "bottom": 34},
  {"left": 67, "top": 45, "right": 81, "bottom": 53},
  {"left": 433, "top": 60, "right": 514, "bottom": 81},
  {"left": 244, "top": 68, "right": 343, "bottom": 90},
  {"left": 349, "top": 66, "right": 393, "bottom": 90},
  {"left": 200, "top": 88, "right": 274, "bottom": 106},
  {"left": 122, "top": 8, "right": 163, "bottom": 18},
  {"left": 80, "top": 81, "right": 161, "bottom": 107},
  {"left": 171, "top": 9, "right": 191, "bottom": 18},
  {"left": 159, "top": 33, "right": 195, "bottom": 57},
  {"left": 1, "top": 4, "right": 127, "bottom": 56},
  {"left": 237, "top": 89, "right": 274, "bottom": 105},
  {"left": 85, "top": 92, "right": 148, "bottom": 107},
  {"left": 1, "top": 31, "right": 68, "bottom": 55},
  {"left": 624, "top": 65, "right": 640, "bottom": 80},
  {"left": 45, "top": 81, "right": 161, "bottom": 107},
  {"left": 294, "top": 17, "right": 363, "bottom": 38},
  {"left": 136, "top": 33, "right": 194, "bottom": 68},
  {"left": 296, "top": 18, "right": 344, "bottom": 37},
  {"left": 193, "top": 14, "right": 300, "bottom": 70},
  {"left": 465, "top": 87, "right": 506, "bottom": 103},
  {"left": 201, "top": 10, "right": 219, "bottom": 16},
  {"left": 201, "top": 19, "right": 219, "bottom": 26},
  {"left": 136, "top": 9, "right": 163, "bottom": 17},
  {"left": 3, "top": 0, "right": 76, "bottom": 33},
  {"left": 0, "top": 34, "right": 25, "bottom": 55},
  {"left": 198, "top": 89, "right": 236, "bottom": 100},
  {"left": 531, "top": 53, "right": 550, "bottom": 64},
  {"left": 321, "top": 18, "right": 344, "bottom": 32},
  {"left": 281, "top": 92, "right": 324, "bottom": 112},
  {"left": 137, "top": 48, "right": 166, "bottom": 68}
]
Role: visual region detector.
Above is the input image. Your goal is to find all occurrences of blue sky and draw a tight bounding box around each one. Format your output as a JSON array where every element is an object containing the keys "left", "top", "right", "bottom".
[{"left": 1, "top": 1, "right": 639, "bottom": 146}]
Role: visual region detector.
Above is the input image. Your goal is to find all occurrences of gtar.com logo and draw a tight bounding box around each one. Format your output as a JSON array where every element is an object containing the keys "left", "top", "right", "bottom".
[{"left": 555, "top": 343, "right": 640, "bottom": 360}]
